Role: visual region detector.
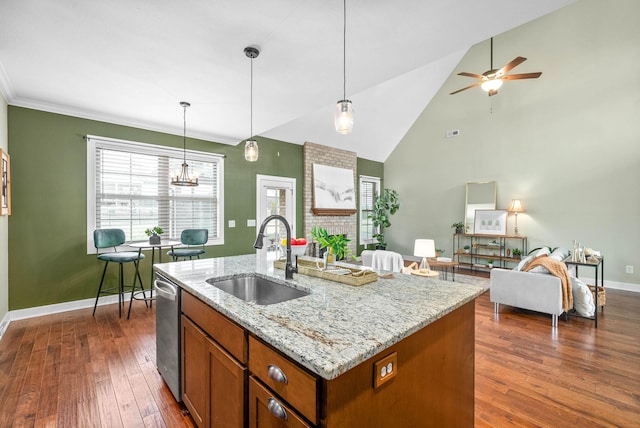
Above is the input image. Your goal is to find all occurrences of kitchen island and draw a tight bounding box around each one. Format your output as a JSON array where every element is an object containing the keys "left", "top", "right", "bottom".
[{"left": 154, "top": 254, "right": 485, "bottom": 427}]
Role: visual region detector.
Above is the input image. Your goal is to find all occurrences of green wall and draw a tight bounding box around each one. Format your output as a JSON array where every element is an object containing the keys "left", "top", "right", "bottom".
[
  {"left": 7, "top": 107, "right": 304, "bottom": 310},
  {"left": 0, "top": 93, "right": 7, "bottom": 323},
  {"left": 385, "top": 0, "right": 640, "bottom": 287}
]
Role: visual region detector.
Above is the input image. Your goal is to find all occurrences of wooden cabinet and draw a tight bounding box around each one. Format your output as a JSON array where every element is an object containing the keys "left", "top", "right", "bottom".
[
  {"left": 249, "top": 336, "right": 317, "bottom": 423},
  {"left": 208, "top": 338, "right": 246, "bottom": 427},
  {"left": 182, "top": 315, "right": 207, "bottom": 427},
  {"left": 182, "top": 290, "right": 476, "bottom": 427},
  {"left": 181, "top": 291, "right": 248, "bottom": 428},
  {"left": 453, "top": 233, "right": 527, "bottom": 271},
  {"left": 249, "top": 377, "right": 312, "bottom": 428}
]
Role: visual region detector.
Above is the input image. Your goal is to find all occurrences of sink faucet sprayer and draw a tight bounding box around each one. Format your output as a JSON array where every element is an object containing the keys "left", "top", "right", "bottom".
[{"left": 253, "top": 215, "right": 297, "bottom": 280}]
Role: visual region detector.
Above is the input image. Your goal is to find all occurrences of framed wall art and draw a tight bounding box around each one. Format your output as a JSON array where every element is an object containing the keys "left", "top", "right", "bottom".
[
  {"left": 474, "top": 209, "right": 506, "bottom": 235},
  {"left": 1, "top": 149, "right": 10, "bottom": 216},
  {"left": 312, "top": 163, "right": 356, "bottom": 215}
]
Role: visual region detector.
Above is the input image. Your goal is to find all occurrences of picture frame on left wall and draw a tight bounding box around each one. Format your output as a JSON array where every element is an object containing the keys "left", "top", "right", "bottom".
[{"left": 1, "top": 149, "right": 11, "bottom": 216}]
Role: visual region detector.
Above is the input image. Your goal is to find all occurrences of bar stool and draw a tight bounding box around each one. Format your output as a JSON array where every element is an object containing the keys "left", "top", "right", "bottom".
[
  {"left": 167, "top": 229, "right": 208, "bottom": 261},
  {"left": 92, "top": 228, "right": 146, "bottom": 317}
]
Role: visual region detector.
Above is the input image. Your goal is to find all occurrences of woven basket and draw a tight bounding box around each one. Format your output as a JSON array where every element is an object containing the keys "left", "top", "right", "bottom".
[
  {"left": 273, "top": 258, "right": 378, "bottom": 286},
  {"left": 588, "top": 284, "right": 606, "bottom": 307}
]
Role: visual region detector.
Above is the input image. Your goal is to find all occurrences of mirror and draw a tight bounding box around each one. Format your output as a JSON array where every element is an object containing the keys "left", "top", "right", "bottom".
[{"left": 465, "top": 181, "right": 496, "bottom": 233}]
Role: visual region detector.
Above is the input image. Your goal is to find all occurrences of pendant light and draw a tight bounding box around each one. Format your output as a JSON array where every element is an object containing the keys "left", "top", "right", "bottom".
[
  {"left": 335, "top": 0, "right": 353, "bottom": 135},
  {"left": 244, "top": 46, "right": 260, "bottom": 162},
  {"left": 171, "top": 101, "right": 198, "bottom": 187}
]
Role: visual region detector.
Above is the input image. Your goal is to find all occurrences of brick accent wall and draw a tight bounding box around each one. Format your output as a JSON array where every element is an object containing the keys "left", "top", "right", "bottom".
[{"left": 303, "top": 142, "right": 357, "bottom": 257}]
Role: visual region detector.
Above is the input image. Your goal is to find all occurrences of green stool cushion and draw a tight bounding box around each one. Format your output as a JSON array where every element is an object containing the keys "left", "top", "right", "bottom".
[
  {"left": 167, "top": 248, "right": 205, "bottom": 258},
  {"left": 97, "top": 252, "right": 145, "bottom": 263}
]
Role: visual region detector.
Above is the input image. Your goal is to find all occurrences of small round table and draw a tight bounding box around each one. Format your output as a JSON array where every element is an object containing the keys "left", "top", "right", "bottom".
[
  {"left": 127, "top": 240, "right": 181, "bottom": 317},
  {"left": 427, "top": 259, "right": 460, "bottom": 281}
]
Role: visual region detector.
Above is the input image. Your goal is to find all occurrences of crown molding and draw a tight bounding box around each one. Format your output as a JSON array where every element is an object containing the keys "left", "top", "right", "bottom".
[
  {"left": 0, "top": 61, "right": 15, "bottom": 102},
  {"left": 7, "top": 95, "right": 241, "bottom": 146}
]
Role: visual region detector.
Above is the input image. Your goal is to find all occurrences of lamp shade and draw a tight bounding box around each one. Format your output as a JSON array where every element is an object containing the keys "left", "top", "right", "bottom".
[
  {"left": 508, "top": 199, "right": 525, "bottom": 213},
  {"left": 414, "top": 239, "right": 436, "bottom": 258}
]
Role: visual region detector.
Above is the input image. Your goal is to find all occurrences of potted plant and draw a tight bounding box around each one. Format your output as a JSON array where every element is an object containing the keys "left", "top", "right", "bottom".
[
  {"left": 451, "top": 222, "right": 465, "bottom": 234},
  {"left": 487, "top": 259, "right": 494, "bottom": 268},
  {"left": 145, "top": 226, "right": 164, "bottom": 245},
  {"left": 311, "top": 226, "right": 351, "bottom": 264},
  {"left": 369, "top": 188, "right": 400, "bottom": 250},
  {"left": 512, "top": 248, "right": 522, "bottom": 259},
  {"left": 463, "top": 245, "right": 471, "bottom": 254},
  {"left": 435, "top": 248, "right": 445, "bottom": 257}
]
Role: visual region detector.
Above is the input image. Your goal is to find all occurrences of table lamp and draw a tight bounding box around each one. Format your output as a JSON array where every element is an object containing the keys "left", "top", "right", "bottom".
[
  {"left": 414, "top": 239, "right": 436, "bottom": 271},
  {"left": 507, "top": 199, "right": 525, "bottom": 236}
]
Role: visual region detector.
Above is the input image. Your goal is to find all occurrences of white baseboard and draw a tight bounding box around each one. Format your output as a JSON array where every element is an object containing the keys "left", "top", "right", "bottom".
[
  {"left": 0, "top": 311, "right": 10, "bottom": 341},
  {"left": 8, "top": 295, "right": 121, "bottom": 321}
]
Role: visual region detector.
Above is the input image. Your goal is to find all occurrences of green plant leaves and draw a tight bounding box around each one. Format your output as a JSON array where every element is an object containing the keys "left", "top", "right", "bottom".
[{"left": 310, "top": 225, "right": 351, "bottom": 260}]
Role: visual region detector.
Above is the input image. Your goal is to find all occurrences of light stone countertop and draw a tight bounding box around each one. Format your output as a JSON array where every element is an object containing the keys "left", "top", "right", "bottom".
[{"left": 154, "top": 253, "right": 485, "bottom": 380}]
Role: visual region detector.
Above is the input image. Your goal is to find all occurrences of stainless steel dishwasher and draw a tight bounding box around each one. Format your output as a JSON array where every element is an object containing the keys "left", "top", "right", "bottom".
[{"left": 154, "top": 274, "right": 181, "bottom": 401}]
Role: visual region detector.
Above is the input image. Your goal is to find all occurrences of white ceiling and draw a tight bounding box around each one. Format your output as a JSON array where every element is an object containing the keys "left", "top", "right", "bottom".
[{"left": 0, "top": 0, "right": 574, "bottom": 162}]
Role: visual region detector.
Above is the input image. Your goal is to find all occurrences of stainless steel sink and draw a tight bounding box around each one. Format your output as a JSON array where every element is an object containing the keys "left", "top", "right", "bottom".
[{"left": 206, "top": 275, "right": 309, "bottom": 305}]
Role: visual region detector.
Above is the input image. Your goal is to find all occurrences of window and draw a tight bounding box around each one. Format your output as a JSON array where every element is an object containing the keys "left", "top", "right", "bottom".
[
  {"left": 86, "top": 135, "right": 224, "bottom": 253},
  {"left": 359, "top": 175, "right": 380, "bottom": 245}
]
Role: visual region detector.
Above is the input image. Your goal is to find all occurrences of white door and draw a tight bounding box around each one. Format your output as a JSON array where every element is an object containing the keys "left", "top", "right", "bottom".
[{"left": 256, "top": 175, "right": 296, "bottom": 260}]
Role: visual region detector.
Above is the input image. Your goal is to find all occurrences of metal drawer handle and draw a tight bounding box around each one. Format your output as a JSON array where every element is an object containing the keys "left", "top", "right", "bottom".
[
  {"left": 267, "top": 397, "right": 288, "bottom": 420},
  {"left": 267, "top": 364, "right": 288, "bottom": 384}
]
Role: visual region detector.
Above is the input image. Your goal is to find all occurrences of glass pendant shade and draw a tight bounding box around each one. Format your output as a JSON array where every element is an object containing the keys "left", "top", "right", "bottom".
[
  {"left": 245, "top": 140, "right": 259, "bottom": 162},
  {"left": 334, "top": 99, "right": 354, "bottom": 135},
  {"left": 481, "top": 78, "right": 503, "bottom": 92}
]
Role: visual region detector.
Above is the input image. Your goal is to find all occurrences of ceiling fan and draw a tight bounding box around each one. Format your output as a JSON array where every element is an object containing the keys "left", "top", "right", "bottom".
[{"left": 450, "top": 38, "right": 542, "bottom": 96}]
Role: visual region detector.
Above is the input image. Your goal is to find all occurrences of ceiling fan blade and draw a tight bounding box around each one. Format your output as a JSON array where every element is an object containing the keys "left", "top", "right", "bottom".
[
  {"left": 503, "top": 72, "right": 542, "bottom": 80},
  {"left": 496, "top": 56, "right": 527, "bottom": 76},
  {"left": 457, "top": 71, "right": 485, "bottom": 79},
  {"left": 450, "top": 82, "right": 482, "bottom": 95}
]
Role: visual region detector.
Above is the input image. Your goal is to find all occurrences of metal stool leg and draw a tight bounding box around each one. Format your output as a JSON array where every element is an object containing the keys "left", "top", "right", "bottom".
[
  {"left": 118, "top": 263, "right": 124, "bottom": 318},
  {"left": 127, "top": 259, "right": 147, "bottom": 319},
  {"left": 93, "top": 261, "right": 110, "bottom": 316}
]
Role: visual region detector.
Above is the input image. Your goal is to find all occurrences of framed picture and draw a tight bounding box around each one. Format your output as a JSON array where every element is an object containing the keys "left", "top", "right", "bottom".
[
  {"left": 474, "top": 209, "right": 506, "bottom": 235},
  {"left": 311, "top": 163, "right": 356, "bottom": 216},
  {"left": 1, "top": 149, "right": 10, "bottom": 216}
]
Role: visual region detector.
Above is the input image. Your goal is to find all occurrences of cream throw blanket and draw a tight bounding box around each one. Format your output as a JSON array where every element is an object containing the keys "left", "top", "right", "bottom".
[{"left": 524, "top": 255, "right": 573, "bottom": 311}]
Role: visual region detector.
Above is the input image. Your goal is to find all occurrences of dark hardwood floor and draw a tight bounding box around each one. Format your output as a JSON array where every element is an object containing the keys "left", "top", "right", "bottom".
[{"left": 1, "top": 288, "right": 638, "bottom": 427}]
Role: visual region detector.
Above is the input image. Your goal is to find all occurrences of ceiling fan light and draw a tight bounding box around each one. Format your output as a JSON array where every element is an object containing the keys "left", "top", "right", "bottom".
[
  {"left": 335, "top": 99, "right": 354, "bottom": 135},
  {"left": 245, "top": 140, "right": 259, "bottom": 162},
  {"left": 481, "top": 78, "right": 503, "bottom": 92}
]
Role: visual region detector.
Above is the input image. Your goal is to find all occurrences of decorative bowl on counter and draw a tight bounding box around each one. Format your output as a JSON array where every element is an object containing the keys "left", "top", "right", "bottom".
[{"left": 280, "top": 243, "right": 307, "bottom": 258}]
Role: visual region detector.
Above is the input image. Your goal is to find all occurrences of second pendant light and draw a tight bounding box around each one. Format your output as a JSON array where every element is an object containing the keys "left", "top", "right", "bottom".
[
  {"left": 335, "top": 0, "right": 353, "bottom": 135},
  {"left": 244, "top": 46, "right": 259, "bottom": 162}
]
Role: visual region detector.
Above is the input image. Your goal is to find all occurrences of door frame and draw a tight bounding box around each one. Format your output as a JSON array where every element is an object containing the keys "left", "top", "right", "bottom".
[{"left": 256, "top": 174, "right": 297, "bottom": 237}]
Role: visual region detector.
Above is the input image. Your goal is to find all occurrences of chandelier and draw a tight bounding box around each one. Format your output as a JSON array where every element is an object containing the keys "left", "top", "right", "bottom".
[{"left": 171, "top": 101, "right": 198, "bottom": 187}]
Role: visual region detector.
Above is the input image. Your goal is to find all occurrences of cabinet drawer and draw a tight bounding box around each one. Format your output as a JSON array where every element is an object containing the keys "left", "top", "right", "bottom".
[
  {"left": 249, "top": 376, "right": 312, "bottom": 428},
  {"left": 182, "top": 290, "right": 247, "bottom": 363},
  {"left": 249, "top": 336, "right": 317, "bottom": 423}
]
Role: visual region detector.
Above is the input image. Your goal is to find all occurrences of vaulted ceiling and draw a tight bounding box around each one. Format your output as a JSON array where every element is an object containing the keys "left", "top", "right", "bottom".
[{"left": 0, "top": 0, "right": 574, "bottom": 162}]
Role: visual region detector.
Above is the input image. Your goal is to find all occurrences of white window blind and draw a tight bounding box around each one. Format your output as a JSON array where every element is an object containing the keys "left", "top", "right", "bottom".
[
  {"left": 86, "top": 135, "right": 224, "bottom": 253},
  {"left": 359, "top": 175, "right": 380, "bottom": 245}
]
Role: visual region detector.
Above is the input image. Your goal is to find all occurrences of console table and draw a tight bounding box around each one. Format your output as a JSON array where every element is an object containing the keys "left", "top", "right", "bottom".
[{"left": 565, "top": 257, "right": 604, "bottom": 327}]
